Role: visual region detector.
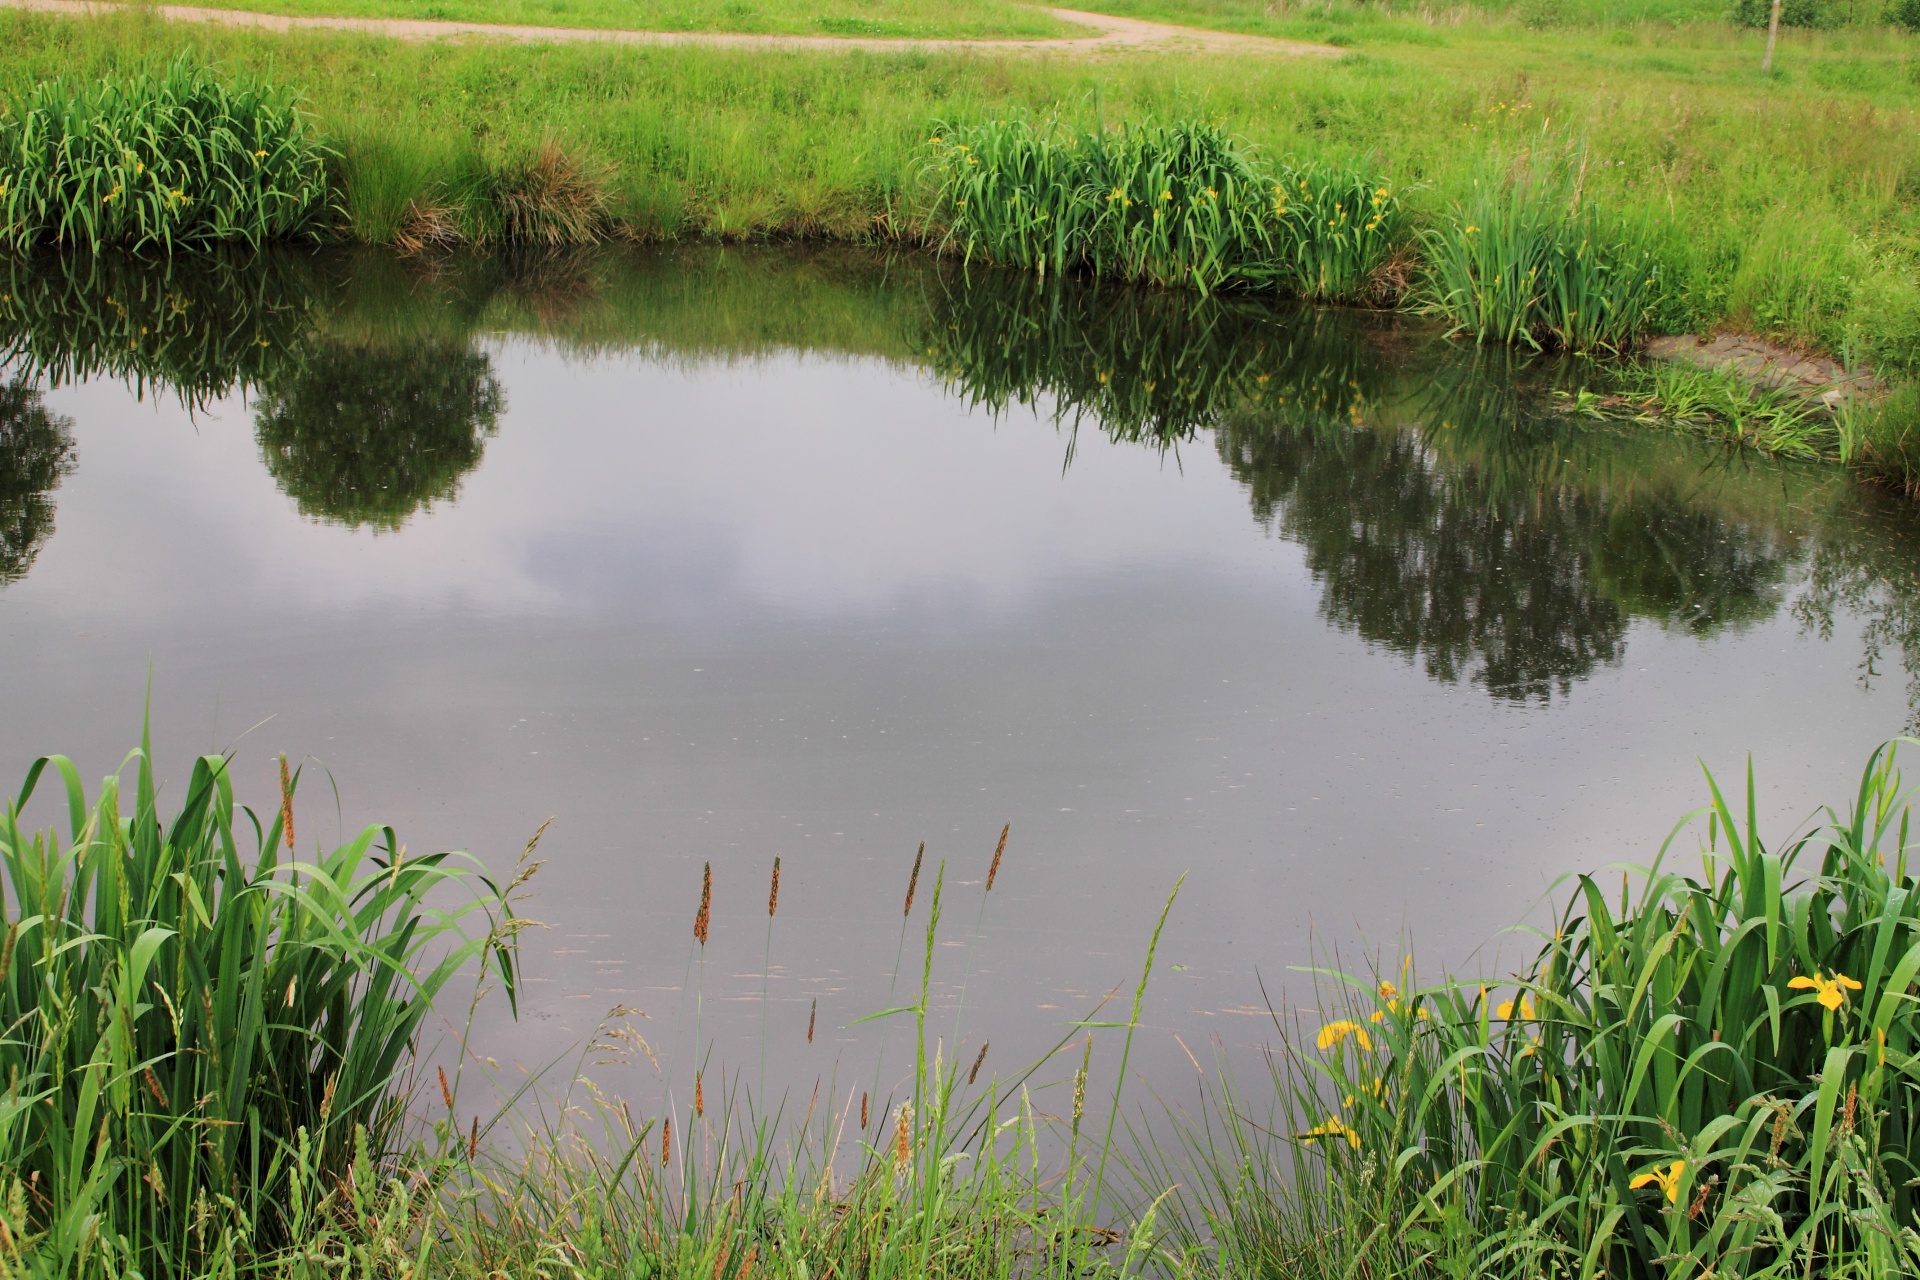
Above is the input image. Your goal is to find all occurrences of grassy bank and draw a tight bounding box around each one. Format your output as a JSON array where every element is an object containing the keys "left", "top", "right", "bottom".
[
  {"left": 0, "top": 10, "right": 1909, "bottom": 349},
  {"left": 4, "top": 5, "right": 1918, "bottom": 478},
  {"left": 10, "top": 720, "right": 1920, "bottom": 1275}
]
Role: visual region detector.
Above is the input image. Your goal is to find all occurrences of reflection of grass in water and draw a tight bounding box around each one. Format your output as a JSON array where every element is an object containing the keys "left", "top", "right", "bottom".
[
  {"left": 922, "top": 268, "right": 1383, "bottom": 451},
  {"left": 0, "top": 248, "right": 327, "bottom": 410}
]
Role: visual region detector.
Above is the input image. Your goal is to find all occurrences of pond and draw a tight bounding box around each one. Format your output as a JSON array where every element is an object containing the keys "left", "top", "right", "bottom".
[{"left": 2, "top": 244, "right": 1917, "bottom": 1108}]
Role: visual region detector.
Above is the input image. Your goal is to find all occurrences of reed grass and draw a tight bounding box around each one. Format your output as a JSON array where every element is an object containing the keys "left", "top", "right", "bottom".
[
  {"left": 923, "top": 118, "right": 1406, "bottom": 302},
  {"left": 1416, "top": 149, "right": 1665, "bottom": 353},
  {"left": 0, "top": 722, "right": 521, "bottom": 1277},
  {"left": 0, "top": 55, "right": 332, "bottom": 251},
  {"left": 1152, "top": 741, "right": 1920, "bottom": 1277}
]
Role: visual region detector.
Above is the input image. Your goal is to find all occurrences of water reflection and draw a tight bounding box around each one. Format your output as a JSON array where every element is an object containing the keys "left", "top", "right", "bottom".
[
  {"left": 0, "top": 379, "right": 75, "bottom": 584},
  {"left": 256, "top": 342, "right": 503, "bottom": 530},
  {"left": 0, "top": 246, "right": 1913, "bottom": 711}
]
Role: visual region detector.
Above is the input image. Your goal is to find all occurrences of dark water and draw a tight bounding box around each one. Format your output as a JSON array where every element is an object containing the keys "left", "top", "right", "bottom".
[{"left": 4, "top": 245, "right": 1919, "bottom": 1110}]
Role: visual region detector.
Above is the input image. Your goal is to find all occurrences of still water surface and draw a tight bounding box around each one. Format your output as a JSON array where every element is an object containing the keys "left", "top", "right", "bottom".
[{"left": 3, "top": 246, "right": 1918, "bottom": 1105}]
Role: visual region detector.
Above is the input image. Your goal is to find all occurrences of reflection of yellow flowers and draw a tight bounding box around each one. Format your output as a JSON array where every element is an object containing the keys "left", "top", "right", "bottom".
[
  {"left": 1316, "top": 1021, "right": 1372, "bottom": 1051},
  {"left": 1497, "top": 995, "right": 1536, "bottom": 1020},
  {"left": 1629, "top": 1160, "right": 1686, "bottom": 1204},
  {"left": 1788, "top": 971, "right": 1862, "bottom": 1011},
  {"left": 1299, "top": 1118, "right": 1359, "bottom": 1148}
]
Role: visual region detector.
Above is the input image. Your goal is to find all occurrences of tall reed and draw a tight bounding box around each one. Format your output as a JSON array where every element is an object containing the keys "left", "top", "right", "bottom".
[
  {"left": 922, "top": 119, "right": 1404, "bottom": 302},
  {"left": 0, "top": 724, "right": 519, "bottom": 1277},
  {"left": 1161, "top": 741, "right": 1920, "bottom": 1277},
  {"left": 1418, "top": 152, "right": 1664, "bottom": 354}
]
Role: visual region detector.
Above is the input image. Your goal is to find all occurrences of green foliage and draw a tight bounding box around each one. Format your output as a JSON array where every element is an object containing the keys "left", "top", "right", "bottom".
[
  {"left": 0, "top": 377, "right": 73, "bottom": 585},
  {"left": 1185, "top": 743, "right": 1920, "bottom": 1277},
  {"left": 1731, "top": 0, "right": 1842, "bottom": 25},
  {"left": 1417, "top": 155, "right": 1666, "bottom": 353},
  {"left": 1893, "top": 0, "right": 1920, "bottom": 31},
  {"left": 0, "top": 731, "right": 519, "bottom": 1276},
  {"left": 922, "top": 119, "right": 1405, "bottom": 300},
  {"left": 0, "top": 56, "right": 333, "bottom": 251},
  {"left": 255, "top": 339, "right": 504, "bottom": 529}
]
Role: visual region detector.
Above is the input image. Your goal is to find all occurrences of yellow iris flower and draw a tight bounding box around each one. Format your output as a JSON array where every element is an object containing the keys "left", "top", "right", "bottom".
[
  {"left": 1315, "top": 1020, "right": 1372, "bottom": 1051},
  {"left": 1299, "top": 1118, "right": 1359, "bottom": 1148},
  {"left": 1629, "top": 1160, "right": 1686, "bottom": 1204},
  {"left": 1788, "top": 971, "right": 1862, "bottom": 1011}
]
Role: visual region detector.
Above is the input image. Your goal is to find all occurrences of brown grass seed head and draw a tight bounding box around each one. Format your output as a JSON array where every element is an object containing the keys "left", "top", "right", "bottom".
[
  {"left": 694, "top": 862, "right": 711, "bottom": 946},
  {"left": 278, "top": 752, "right": 295, "bottom": 851},
  {"left": 662, "top": 1115, "right": 672, "bottom": 1167},
  {"left": 807, "top": 998, "right": 816, "bottom": 1044},
  {"left": 695, "top": 1072, "right": 704, "bottom": 1118},
  {"left": 986, "top": 823, "right": 1008, "bottom": 891},
  {"left": 861, "top": 1091, "right": 869, "bottom": 1128},
  {"left": 768, "top": 855, "right": 780, "bottom": 918},
  {"left": 969, "top": 1041, "right": 989, "bottom": 1085},
  {"left": 469, "top": 1116, "right": 479, "bottom": 1161},
  {"left": 905, "top": 841, "right": 924, "bottom": 916},
  {"left": 895, "top": 1101, "right": 912, "bottom": 1168},
  {"left": 438, "top": 1065, "right": 454, "bottom": 1111}
]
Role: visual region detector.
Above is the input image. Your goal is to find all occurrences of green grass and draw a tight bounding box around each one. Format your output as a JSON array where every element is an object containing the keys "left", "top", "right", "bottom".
[
  {"left": 0, "top": 8, "right": 1909, "bottom": 357},
  {"left": 1150, "top": 743, "right": 1920, "bottom": 1277},
  {"left": 0, "top": 724, "right": 521, "bottom": 1276},
  {"left": 926, "top": 118, "right": 1406, "bottom": 299},
  {"left": 0, "top": 54, "right": 333, "bottom": 250}
]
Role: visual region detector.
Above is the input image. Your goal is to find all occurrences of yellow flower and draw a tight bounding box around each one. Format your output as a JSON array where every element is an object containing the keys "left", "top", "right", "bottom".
[
  {"left": 1464, "top": 225, "right": 1480, "bottom": 234},
  {"left": 253, "top": 149, "right": 267, "bottom": 159},
  {"left": 1316, "top": 1020, "right": 1372, "bottom": 1052},
  {"left": 1629, "top": 1160, "right": 1686, "bottom": 1204},
  {"left": 1788, "top": 971, "right": 1862, "bottom": 1012},
  {"left": 1299, "top": 1118, "right": 1359, "bottom": 1148},
  {"left": 1377, "top": 981, "right": 1398, "bottom": 1001},
  {"left": 1160, "top": 190, "right": 1172, "bottom": 201},
  {"left": 134, "top": 161, "right": 144, "bottom": 175},
  {"left": 1497, "top": 995, "right": 1535, "bottom": 1021},
  {"left": 1203, "top": 187, "right": 1217, "bottom": 199},
  {"left": 1109, "top": 186, "right": 1125, "bottom": 201}
]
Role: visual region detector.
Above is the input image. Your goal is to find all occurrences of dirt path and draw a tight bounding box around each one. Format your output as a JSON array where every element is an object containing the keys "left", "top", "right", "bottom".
[{"left": 1, "top": 0, "right": 1341, "bottom": 55}]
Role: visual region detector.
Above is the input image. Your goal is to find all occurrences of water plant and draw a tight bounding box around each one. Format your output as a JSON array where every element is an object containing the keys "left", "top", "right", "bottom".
[
  {"left": 0, "top": 56, "right": 334, "bottom": 251},
  {"left": 1418, "top": 153, "right": 1665, "bottom": 354},
  {"left": 1162, "top": 741, "right": 1920, "bottom": 1277},
  {"left": 0, "top": 726, "right": 521, "bottom": 1276},
  {"left": 922, "top": 119, "right": 1404, "bottom": 302}
]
